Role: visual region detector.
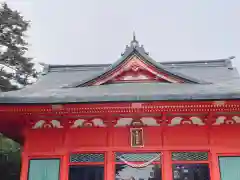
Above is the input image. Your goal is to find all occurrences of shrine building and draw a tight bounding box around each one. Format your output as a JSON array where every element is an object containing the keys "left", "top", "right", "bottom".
[{"left": 1, "top": 35, "right": 240, "bottom": 180}]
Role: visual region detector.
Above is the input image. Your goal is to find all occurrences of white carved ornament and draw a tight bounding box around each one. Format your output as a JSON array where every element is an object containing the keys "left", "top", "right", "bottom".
[
  {"left": 71, "top": 118, "right": 106, "bottom": 128},
  {"left": 114, "top": 117, "right": 160, "bottom": 127},
  {"left": 121, "top": 74, "right": 149, "bottom": 81},
  {"left": 168, "top": 116, "right": 205, "bottom": 126},
  {"left": 213, "top": 116, "right": 240, "bottom": 125},
  {"left": 168, "top": 116, "right": 240, "bottom": 126},
  {"left": 31, "top": 116, "right": 240, "bottom": 129},
  {"left": 32, "top": 120, "right": 63, "bottom": 129},
  {"left": 114, "top": 116, "right": 240, "bottom": 127}
]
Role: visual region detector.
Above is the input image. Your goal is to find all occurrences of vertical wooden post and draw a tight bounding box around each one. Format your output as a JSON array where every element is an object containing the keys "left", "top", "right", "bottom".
[
  {"left": 106, "top": 116, "right": 114, "bottom": 180},
  {"left": 20, "top": 151, "right": 28, "bottom": 180},
  {"left": 61, "top": 118, "right": 69, "bottom": 180},
  {"left": 207, "top": 112, "right": 221, "bottom": 180},
  {"left": 210, "top": 150, "right": 221, "bottom": 180},
  {"left": 20, "top": 127, "right": 29, "bottom": 180},
  {"left": 160, "top": 112, "right": 167, "bottom": 147},
  {"left": 162, "top": 151, "right": 172, "bottom": 180},
  {"left": 206, "top": 112, "right": 214, "bottom": 145},
  {"left": 161, "top": 112, "right": 172, "bottom": 180},
  {"left": 61, "top": 154, "right": 69, "bottom": 180},
  {"left": 106, "top": 151, "right": 114, "bottom": 180}
]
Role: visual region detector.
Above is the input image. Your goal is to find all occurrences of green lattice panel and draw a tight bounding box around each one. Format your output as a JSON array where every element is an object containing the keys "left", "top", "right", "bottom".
[
  {"left": 172, "top": 152, "right": 208, "bottom": 161},
  {"left": 70, "top": 153, "right": 104, "bottom": 163}
]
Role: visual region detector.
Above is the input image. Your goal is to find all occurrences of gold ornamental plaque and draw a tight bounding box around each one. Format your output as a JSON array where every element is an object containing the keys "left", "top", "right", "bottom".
[{"left": 130, "top": 128, "right": 144, "bottom": 147}]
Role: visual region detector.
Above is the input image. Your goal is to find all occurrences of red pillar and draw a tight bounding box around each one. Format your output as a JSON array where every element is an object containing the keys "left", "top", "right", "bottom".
[
  {"left": 106, "top": 118, "right": 114, "bottom": 180},
  {"left": 60, "top": 120, "right": 69, "bottom": 180},
  {"left": 60, "top": 154, "right": 69, "bottom": 180},
  {"left": 20, "top": 128, "right": 29, "bottom": 180},
  {"left": 162, "top": 151, "right": 172, "bottom": 180},
  {"left": 210, "top": 150, "right": 221, "bottom": 180},
  {"left": 106, "top": 151, "right": 114, "bottom": 180},
  {"left": 207, "top": 113, "right": 221, "bottom": 180},
  {"left": 20, "top": 151, "right": 28, "bottom": 180}
]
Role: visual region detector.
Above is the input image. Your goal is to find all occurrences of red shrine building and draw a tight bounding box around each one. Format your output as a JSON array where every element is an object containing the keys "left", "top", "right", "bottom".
[{"left": 1, "top": 36, "right": 240, "bottom": 180}]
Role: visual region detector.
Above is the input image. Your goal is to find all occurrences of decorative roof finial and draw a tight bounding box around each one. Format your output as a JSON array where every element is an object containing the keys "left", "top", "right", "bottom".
[
  {"left": 131, "top": 31, "right": 139, "bottom": 48},
  {"left": 133, "top": 31, "right": 136, "bottom": 41}
]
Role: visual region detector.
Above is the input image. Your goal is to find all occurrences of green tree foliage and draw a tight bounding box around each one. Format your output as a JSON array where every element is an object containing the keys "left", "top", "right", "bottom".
[
  {"left": 0, "top": 134, "right": 21, "bottom": 180},
  {"left": 0, "top": 2, "right": 36, "bottom": 91},
  {"left": 0, "top": 2, "right": 33, "bottom": 179}
]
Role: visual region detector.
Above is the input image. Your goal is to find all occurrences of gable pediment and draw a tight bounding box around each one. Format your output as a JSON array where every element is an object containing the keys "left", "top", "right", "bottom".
[
  {"left": 94, "top": 55, "right": 184, "bottom": 85},
  {"left": 65, "top": 34, "right": 208, "bottom": 88}
]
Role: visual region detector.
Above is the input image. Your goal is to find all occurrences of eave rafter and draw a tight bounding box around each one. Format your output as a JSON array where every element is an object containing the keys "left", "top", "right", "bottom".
[
  {"left": 21, "top": 112, "right": 240, "bottom": 129},
  {"left": 0, "top": 100, "right": 240, "bottom": 129},
  {"left": 1, "top": 100, "right": 240, "bottom": 114}
]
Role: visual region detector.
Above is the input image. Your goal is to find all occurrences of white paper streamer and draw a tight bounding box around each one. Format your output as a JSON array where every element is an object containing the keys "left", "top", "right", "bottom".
[{"left": 116, "top": 154, "right": 161, "bottom": 168}]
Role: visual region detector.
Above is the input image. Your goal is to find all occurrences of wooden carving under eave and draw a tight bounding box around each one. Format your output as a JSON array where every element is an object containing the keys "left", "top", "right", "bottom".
[
  {"left": 109, "top": 68, "right": 169, "bottom": 84},
  {"left": 92, "top": 56, "right": 184, "bottom": 85},
  {"left": 213, "top": 115, "right": 240, "bottom": 125},
  {"left": 114, "top": 117, "right": 160, "bottom": 127},
  {"left": 70, "top": 118, "right": 107, "bottom": 128},
  {"left": 32, "top": 120, "right": 64, "bottom": 129},
  {"left": 168, "top": 116, "right": 205, "bottom": 126},
  {"left": 29, "top": 115, "right": 240, "bottom": 129},
  {"left": 130, "top": 128, "right": 144, "bottom": 147}
]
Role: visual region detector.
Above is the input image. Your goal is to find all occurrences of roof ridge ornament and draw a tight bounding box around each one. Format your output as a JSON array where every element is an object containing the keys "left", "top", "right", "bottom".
[
  {"left": 228, "top": 56, "right": 235, "bottom": 60},
  {"left": 133, "top": 31, "right": 136, "bottom": 41},
  {"left": 131, "top": 31, "right": 139, "bottom": 48},
  {"left": 129, "top": 32, "right": 149, "bottom": 55}
]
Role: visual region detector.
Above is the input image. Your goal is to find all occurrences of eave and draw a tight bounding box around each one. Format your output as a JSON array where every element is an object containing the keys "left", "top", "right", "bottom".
[
  {"left": 1, "top": 99, "right": 240, "bottom": 144},
  {"left": 0, "top": 99, "right": 240, "bottom": 114}
]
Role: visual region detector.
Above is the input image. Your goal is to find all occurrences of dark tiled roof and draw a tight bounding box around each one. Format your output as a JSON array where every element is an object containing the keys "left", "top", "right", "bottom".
[
  {"left": 1, "top": 80, "right": 240, "bottom": 104},
  {"left": 0, "top": 37, "right": 239, "bottom": 104},
  {"left": 0, "top": 57, "right": 239, "bottom": 104}
]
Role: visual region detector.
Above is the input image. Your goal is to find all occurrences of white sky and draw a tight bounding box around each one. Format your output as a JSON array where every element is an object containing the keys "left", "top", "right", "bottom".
[{"left": 4, "top": 0, "right": 240, "bottom": 70}]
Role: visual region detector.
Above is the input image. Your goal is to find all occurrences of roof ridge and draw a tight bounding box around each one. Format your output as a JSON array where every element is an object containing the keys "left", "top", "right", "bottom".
[
  {"left": 47, "top": 57, "right": 234, "bottom": 69},
  {"left": 163, "top": 58, "right": 230, "bottom": 64}
]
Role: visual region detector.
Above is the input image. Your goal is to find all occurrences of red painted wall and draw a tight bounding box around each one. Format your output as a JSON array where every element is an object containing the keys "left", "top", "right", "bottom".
[
  {"left": 20, "top": 125, "right": 240, "bottom": 180},
  {"left": 24, "top": 125, "right": 240, "bottom": 154}
]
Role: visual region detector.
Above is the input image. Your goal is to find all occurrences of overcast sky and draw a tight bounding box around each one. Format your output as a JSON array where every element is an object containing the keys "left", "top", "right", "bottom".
[{"left": 5, "top": 0, "right": 240, "bottom": 70}]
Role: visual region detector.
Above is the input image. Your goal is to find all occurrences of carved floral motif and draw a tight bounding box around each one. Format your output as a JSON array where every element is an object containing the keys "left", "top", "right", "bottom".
[
  {"left": 114, "top": 117, "right": 160, "bottom": 127},
  {"left": 213, "top": 116, "right": 240, "bottom": 125},
  {"left": 71, "top": 118, "right": 106, "bottom": 128},
  {"left": 168, "top": 116, "right": 205, "bottom": 126},
  {"left": 31, "top": 115, "right": 240, "bottom": 129},
  {"left": 32, "top": 120, "right": 63, "bottom": 129}
]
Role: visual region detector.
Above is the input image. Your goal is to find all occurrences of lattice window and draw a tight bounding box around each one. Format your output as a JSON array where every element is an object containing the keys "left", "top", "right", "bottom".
[
  {"left": 70, "top": 153, "right": 104, "bottom": 163},
  {"left": 172, "top": 152, "right": 208, "bottom": 161},
  {"left": 115, "top": 152, "right": 161, "bottom": 162}
]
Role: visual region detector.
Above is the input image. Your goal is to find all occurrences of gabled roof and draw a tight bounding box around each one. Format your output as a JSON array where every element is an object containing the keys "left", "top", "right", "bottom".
[
  {"left": 65, "top": 35, "right": 208, "bottom": 88},
  {"left": 0, "top": 35, "right": 239, "bottom": 104}
]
